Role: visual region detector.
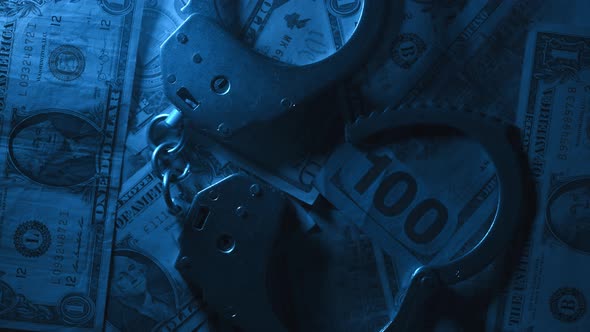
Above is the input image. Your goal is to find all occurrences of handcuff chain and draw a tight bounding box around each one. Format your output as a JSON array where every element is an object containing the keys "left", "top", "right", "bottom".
[{"left": 148, "top": 110, "right": 191, "bottom": 216}]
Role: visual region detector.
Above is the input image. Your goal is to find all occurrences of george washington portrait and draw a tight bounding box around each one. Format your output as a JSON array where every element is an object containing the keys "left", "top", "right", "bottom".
[
  {"left": 107, "top": 250, "right": 177, "bottom": 332},
  {"left": 8, "top": 111, "right": 102, "bottom": 187}
]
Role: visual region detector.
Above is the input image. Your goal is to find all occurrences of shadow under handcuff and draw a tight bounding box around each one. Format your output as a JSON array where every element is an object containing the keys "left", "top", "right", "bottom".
[{"left": 146, "top": 0, "right": 538, "bottom": 331}]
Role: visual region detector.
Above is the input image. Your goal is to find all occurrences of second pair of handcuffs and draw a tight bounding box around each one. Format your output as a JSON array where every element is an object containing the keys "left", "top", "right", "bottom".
[{"left": 148, "top": 0, "right": 531, "bottom": 331}]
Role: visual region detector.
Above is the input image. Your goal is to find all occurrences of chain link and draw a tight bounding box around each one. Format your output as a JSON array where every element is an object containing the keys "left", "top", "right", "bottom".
[
  {"left": 151, "top": 142, "right": 191, "bottom": 181},
  {"left": 162, "top": 170, "right": 183, "bottom": 216},
  {"left": 148, "top": 109, "right": 191, "bottom": 215}
]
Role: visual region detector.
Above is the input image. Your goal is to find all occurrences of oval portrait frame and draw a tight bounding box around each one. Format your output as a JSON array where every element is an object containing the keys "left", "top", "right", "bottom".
[
  {"left": 7, "top": 109, "right": 102, "bottom": 188},
  {"left": 107, "top": 248, "right": 179, "bottom": 330},
  {"left": 545, "top": 178, "right": 590, "bottom": 254}
]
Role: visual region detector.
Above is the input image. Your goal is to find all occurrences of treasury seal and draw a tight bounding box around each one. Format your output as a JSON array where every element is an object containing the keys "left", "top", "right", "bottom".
[
  {"left": 392, "top": 33, "right": 426, "bottom": 69},
  {"left": 59, "top": 294, "right": 95, "bottom": 325},
  {"left": 98, "top": 0, "right": 134, "bottom": 16},
  {"left": 49, "top": 45, "right": 85, "bottom": 81},
  {"left": 550, "top": 287, "right": 587, "bottom": 322},
  {"left": 13, "top": 220, "right": 52, "bottom": 258},
  {"left": 326, "top": 0, "right": 362, "bottom": 17}
]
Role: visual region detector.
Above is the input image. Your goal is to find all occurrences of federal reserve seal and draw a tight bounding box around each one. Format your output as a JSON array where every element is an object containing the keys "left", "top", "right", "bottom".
[
  {"left": 546, "top": 179, "right": 590, "bottom": 253},
  {"left": 0, "top": 280, "right": 17, "bottom": 316},
  {"left": 49, "top": 45, "right": 85, "bottom": 81},
  {"left": 13, "top": 220, "right": 51, "bottom": 258},
  {"left": 98, "top": 0, "right": 134, "bottom": 16},
  {"left": 327, "top": 0, "right": 362, "bottom": 17},
  {"left": 59, "top": 294, "right": 95, "bottom": 325},
  {"left": 392, "top": 33, "right": 426, "bottom": 69},
  {"left": 550, "top": 287, "right": 587, "bottom": 322}
]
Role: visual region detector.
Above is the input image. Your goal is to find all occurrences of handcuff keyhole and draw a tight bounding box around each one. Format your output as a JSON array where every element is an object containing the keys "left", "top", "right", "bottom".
[
  {"left": 176, "top": 87, "right": 200, "bottom": 110},
  {"left": 217, "top": 234, "right": 235, "bottom": 254},
  {"left": 211, "top": 76, "right": 231, "bottom": 95},
  {"left": 193, "top": 205, "right": 210, "bottom": 231}
]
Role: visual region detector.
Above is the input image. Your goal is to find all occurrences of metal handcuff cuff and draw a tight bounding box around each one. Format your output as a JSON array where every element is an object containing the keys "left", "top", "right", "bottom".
[{"left": 147, "top": 1, "right": 530, "bottom": 331}]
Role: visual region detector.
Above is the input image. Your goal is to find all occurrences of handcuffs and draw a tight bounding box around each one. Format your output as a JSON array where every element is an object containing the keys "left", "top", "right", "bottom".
[{"left": 146, "top": 1, "right": 531, "bottom": 331}]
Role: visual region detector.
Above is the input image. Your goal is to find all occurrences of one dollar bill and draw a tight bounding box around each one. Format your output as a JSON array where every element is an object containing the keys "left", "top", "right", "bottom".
[
  {"left": 486, "top": 25, "right": 590, "bottom": 331},
  {"left": 0, "top": 0, "right": 143, "bottom": 330}
]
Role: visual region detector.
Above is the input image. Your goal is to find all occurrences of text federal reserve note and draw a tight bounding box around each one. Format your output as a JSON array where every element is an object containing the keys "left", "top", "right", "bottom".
[
  {"left": 0, "top": 0, "right": 143, "bottom": 330},
  {"left": 486, "top": 25, "right": 590, "bottom": 332},
  {"left": 106, "top": 164, "right": 216, "bottom": 332}
]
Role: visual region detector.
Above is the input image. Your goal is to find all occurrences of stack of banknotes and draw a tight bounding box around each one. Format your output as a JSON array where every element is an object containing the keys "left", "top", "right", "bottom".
[{"left": 0, "top": 0, "right": 588, "bottom": 331}]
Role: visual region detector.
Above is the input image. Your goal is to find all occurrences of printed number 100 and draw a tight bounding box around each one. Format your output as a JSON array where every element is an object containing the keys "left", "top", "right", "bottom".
[{"left": 352, "top": 153, "right": 448, "bottom": 244}]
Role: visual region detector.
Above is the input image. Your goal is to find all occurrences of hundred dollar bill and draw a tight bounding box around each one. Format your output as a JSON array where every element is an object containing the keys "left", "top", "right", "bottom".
[
  {"left": 106, "top": 163, "right": 223, "bottom": 332},
  {"left": 0, "top": 0, "right": 144, "bottom": 331},
  {"left": 486, "top": 25, "right": 590, "bottom": 332},
  {"left": 313, "top": 135, "right": 499, "bottom": 296}
]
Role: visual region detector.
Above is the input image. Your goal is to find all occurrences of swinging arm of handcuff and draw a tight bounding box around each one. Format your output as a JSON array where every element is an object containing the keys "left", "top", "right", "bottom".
[{"left": 157, "top": 1, "right": 530, "bottom": 331}]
